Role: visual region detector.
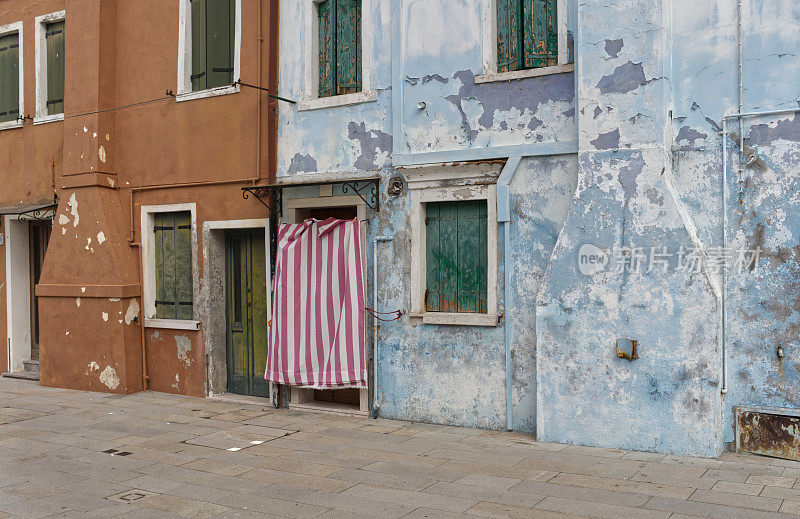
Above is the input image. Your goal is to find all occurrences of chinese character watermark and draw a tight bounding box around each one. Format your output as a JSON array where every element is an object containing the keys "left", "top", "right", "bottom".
[{"left": 577, "top": 244, "right": 761, "bottom": 276}]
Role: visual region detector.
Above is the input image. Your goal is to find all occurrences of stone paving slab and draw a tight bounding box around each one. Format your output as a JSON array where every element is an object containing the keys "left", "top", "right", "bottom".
[{"left": 2, "top": 377, "right": 800, "bottom": 518}]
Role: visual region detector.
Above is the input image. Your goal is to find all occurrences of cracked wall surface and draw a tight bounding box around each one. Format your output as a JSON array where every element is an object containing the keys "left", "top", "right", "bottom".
[{"left": 278, "top": 0, "right": 800, "bottom": 455}]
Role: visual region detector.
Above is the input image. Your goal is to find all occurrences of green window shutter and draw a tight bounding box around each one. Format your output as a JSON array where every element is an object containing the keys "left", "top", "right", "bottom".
[
  {"left": 174, "top": 212, "right": 194, "bottom": 320},
  {"left": 318, "top": 0, "right": 335, "bottom": 98},
  {"left": 0, "top": 33, "right": 20, "bottom": 123},
  {"left": 154, "top": 212, "right": 193, "bottom": 320},
  {"left": 46, "top": 21, "right": 65, "bottom": 115},
  {"left": 425, "top": 201, "right": 488, "bottom": 314},
  {"left": 425, "top": 203, "right": 441, "bottom": 312},
  {"left": 335, "top": 0, "right": 361, "bottom": 95},
  {"left": 155, "top": 213, "right": 176, "bottom": 319},
  {"left": 523, "top": 0, "right": 558, "bottom": 69},
  {"left": 497, "top": 0, "right": 522, "bottom": 73},
  {"left": 206, "top": 0, "right": 234, "bottom": 89},
  {"left": 191, "top": 0, "right": 207, "bottom": 91},
  {"left": 456, "top": 201, "right": 488, "bottom": 313}
]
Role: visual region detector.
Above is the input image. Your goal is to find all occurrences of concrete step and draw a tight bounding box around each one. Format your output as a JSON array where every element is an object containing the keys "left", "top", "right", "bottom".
[
  {"left": 2, "top": 371, "right": 40, "bottom": 381},
  {"left": 23, "top": 360, "right": 39, "bottom": 374}
]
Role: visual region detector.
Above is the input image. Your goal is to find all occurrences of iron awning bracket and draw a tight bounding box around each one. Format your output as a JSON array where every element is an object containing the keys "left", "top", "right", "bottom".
[
  {"left": 242, "top": 186, "right": 282, "bottom": 217},
  {"left": 341, "top": 179, "right": 380, "bottom": 212}
]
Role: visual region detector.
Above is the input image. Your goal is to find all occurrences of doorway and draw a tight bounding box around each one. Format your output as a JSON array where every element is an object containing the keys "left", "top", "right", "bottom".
[
  {"left": 29, "top": 221, "right": 51, "bottom": 362},
  {"left": 291, "top": 203, "right": 363, "bottom": 408},
  {"left": 225, "top": 229, "right": 268, "bottom": 397}
]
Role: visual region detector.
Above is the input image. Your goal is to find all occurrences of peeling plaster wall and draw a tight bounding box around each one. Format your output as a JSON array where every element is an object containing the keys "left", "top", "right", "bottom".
[
  {"left": 278, "top": 0, "right": 579, "bottom": 431},
  {"left": 536, "top": 0, "right": 726, "bottom": 457},
  {"left": 277, "top": 0, "right": 393, "bottom": 178},
  {"left": 669, "top": 0, "right": 800, "bottom": 446},
  {"left": 279, "top": 0, "right": 800, "bottom": 453}
]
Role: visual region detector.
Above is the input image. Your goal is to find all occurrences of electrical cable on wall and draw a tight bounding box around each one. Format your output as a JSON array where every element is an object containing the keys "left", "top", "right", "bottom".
[{"left": 14, "top": 81, "right": 297, "bottom": 125}]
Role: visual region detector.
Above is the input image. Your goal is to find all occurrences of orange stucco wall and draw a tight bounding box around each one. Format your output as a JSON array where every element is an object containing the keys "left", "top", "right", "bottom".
[{"left": 0, "top": 0, "right": 278, "bottom": 395}]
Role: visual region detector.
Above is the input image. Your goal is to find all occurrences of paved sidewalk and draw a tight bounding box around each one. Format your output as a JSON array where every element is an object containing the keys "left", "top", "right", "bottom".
[{"left": 1, "top": 378, "right": 800, "bottom": 518}]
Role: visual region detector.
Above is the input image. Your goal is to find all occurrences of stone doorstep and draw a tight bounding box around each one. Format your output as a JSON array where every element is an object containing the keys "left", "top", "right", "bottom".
[{"left": 1, "top": 371, "right": 40, "bottom": 381}]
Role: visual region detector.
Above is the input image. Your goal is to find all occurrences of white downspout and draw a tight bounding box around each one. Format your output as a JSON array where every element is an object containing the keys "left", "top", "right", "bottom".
[
  {"left": 372, "top": 235, "right": 393, "bottom": 417},
  {"left": 497, "top": 157, "right": 522, "bottom": 431}
]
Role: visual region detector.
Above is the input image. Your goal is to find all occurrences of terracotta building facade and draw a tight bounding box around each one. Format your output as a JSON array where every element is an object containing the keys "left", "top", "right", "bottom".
[{"left": 0, "top": 0, "right": 279, "bottom": 398}]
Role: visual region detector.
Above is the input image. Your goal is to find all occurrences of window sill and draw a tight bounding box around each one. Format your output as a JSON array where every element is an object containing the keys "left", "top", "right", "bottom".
[
  {"left": 175, "top": 84, "right": 240, "bottom": 103},
  {"left": 297, "top": 90, "right": 378, "bottom": 111},
  {"left": 475, "top": 63, "right": 575, "bottom": 84},
  {"left": 33, "top": 113, "right": 64, "bottom": 125},
  {"left": 0, "top": 120, "right": 23, "bottom": 131},
  {"left": 145, "top": 318, "right": 201, "bottom": 331},
  {"left": 412, "top": 312, "right": 498, "bottom": 327}
]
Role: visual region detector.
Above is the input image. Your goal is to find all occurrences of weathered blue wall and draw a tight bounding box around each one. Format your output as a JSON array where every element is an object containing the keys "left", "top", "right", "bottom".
[{"left": 278, "top": 0, "right": 800, "bottom": 455}]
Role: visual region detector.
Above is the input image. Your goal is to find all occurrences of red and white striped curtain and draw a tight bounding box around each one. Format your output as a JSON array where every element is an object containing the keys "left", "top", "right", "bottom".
[{"left": 266, "top": 218, "right": 367, "bottom": 388}]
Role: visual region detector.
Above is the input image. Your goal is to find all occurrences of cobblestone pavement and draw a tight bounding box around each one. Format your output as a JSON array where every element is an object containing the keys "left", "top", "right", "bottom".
[{"left": 2, "top": 378, "right": 800, "bottom": 518}]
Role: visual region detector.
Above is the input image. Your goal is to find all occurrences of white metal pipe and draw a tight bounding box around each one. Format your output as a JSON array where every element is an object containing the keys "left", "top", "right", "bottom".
[
  {"left": 372, "top": 235, "right": 393, "bottom": 417},
  {"left": 497, "top": 157, "right": 522, "bottom": 431},
  {"left": 737, "top": 0, "right": 744, "bottom": 168},
  {"left": 724, "top": 108, "right": 800, "bottom": 120},
  {"left": 721, "top": 117, "right": 728, "bottom": 395}
]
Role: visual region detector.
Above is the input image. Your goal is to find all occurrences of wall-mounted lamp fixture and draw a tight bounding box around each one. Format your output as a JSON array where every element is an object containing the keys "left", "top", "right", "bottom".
[
  {"left": 616, "top": 338, "right": 639, "bottom": 361},
  {"left": 777, "top": 346, "right": 785, "bottom": 359},
  {"left": 417, "top": 101, "right": 426, "bottom": 110}
]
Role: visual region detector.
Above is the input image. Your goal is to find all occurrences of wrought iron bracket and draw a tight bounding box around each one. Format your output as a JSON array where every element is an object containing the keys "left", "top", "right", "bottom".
[
  {"left": 341, "top": 179, "right": 380, "bottom": 212},
  {"left": 242, "top": 186, "right": 282, "bottom": 216},
  {"left": 15, "top": 195, "right": 59, "bottom": 223}
]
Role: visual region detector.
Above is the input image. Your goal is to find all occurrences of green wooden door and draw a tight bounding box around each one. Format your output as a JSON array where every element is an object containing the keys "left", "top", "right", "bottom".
[{"left": 225, "top": 229, "right": 268, "bottom": 397}]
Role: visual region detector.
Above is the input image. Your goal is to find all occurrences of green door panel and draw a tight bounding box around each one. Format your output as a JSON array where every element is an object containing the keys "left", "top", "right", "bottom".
[
  {"left": 250, "top": 230, "right": 268, "bottom": 397},
  {"left": 226, "top": 229, "right": 268, "bottom": 397}
]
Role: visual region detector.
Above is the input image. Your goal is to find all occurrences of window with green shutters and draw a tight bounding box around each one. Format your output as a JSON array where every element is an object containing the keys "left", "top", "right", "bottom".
[
  {"left": 0, "top": 32, "right": 20, "bottom": 124},
  {"left": 425, "top": 201, "right": 488, "bottom": 314},
  {"left": 154, "top": 212, "right": 194, "bottom": 320},
  {"left": 497, "top": 0, "right": 558, "bottom": 73},
  {"left": 318, "top": 0, "right": 361, "bottom": 98},
  {"left": 190, "top": 0, "right": 235, "bottom": 91},
  {"left": 45, "top": 21, "right": 65, "bottom": 115}
]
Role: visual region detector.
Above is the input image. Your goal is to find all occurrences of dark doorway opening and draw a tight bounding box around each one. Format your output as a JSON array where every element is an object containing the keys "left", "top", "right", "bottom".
[{"left": 29, "top": 221, "right": 51, "bottom": 362}]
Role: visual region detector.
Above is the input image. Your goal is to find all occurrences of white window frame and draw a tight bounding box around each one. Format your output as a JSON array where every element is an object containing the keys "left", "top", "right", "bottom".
[
  {"left": 34, "top": 10, "right": 66, "bottom": 125},
  {"left": 141, "top": 203, "right": 200, "bottom": 330},
  {"left": 297, "top": 0, "right": 376, "bottom": 111},
  {"left": 477, "top": 0, "right": 572, "bottom": 84},
  {"left": 0, "top": 21, "right": 24, "bottom": 131},
  {"left": 176, "top": 0, "right": 242, "bottom": 102},
  {"left": 406, "top": 165, "right": 500, "bottom": 327}
]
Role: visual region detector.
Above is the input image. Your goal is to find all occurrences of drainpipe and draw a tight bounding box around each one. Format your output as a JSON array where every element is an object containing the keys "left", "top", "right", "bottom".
[
  {"left": 372, "top": 235, "right": 394, "bottom": 417},
  {"left": 497, "top": 156, "right": 522, "bottom": 431}
]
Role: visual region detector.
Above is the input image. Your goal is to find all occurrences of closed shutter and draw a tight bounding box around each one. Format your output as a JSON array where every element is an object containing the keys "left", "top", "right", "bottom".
[
  {"left": 46, "top": 21, "right": 65, "bottom": 115},
  {"left": 318, "top": 0, "right": 335, "bottom": 98},
  {"left": 496, "top": 0, "right": 522, "bottom": 73},
  {"left": 0, "top": 33, "right": 19, "bottom": 123},
  {"left": 425, "top": 201, "right": 488, "bottom": 314},
  {"left": 335, "top": 0, "right": 361, "bottom": 95},
  {"left": 154, "top": 212, "right": 194, "bottom": 320},
  {"left": 191, "top": 0, "right": 207, "bottom": 91},
  {"left": 206, "top": 0, "right": 234, "bottom": 88},
  {"left": 523, "top": 0, "right": 558, "bottom": 69}
]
